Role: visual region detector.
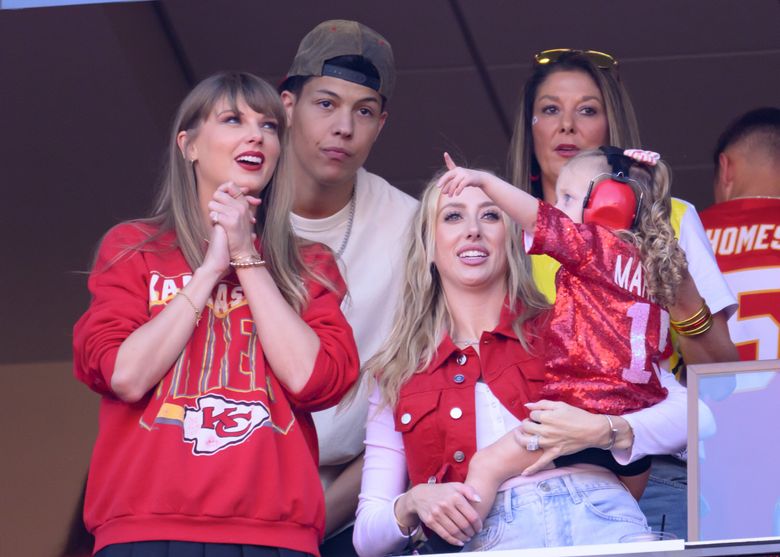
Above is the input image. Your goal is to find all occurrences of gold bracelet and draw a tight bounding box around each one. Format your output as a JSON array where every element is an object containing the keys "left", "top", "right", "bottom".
[
  {"left": 670, "top": 302, "right": 709, "bottom": 327},
  {"left": 177, "top": 291, "right": 202, "bottom": 326},
  {"left": 678, "top": 316, "right": 714, "bottom": 337},
  {"left": 671, "top": 302, "right": 713, "bottom": 336},
  {"left": 230, "top": 253, "right": 266, "bottom": 268}
]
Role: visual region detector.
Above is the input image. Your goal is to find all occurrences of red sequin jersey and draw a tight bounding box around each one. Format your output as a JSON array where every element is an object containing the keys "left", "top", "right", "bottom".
[{"left": 529, "top": 202, "right": 669, "bottom": 414}]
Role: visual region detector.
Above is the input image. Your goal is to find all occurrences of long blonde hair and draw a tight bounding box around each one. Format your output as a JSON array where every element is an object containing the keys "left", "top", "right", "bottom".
[
  {"left": 509, "top": 52, "right": 641, "bottom": 196},
  {"left": 366, "top": 175, "right": 550, "bottom": 408},
  {"left": 571, "top": 150, "right": 687, "bottom": 308},
  {"left": 137, "top": 71, "right": 311, "bottom": 311}
]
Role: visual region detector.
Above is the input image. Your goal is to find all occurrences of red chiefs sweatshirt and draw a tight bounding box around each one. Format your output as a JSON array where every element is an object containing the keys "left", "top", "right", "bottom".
[{"left": 73, "top": 223, "right": 358, "bottom": 555}]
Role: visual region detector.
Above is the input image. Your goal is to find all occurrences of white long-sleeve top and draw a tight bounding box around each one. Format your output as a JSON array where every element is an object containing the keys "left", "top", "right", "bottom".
[{"left": 353, "top": 367, "right": 687, "bottom": 557}]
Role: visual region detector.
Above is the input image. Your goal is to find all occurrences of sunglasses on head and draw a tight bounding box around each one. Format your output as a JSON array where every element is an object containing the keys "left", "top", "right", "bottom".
[{"left": 533, "top": 49, "right": 618, "bottom": 70}]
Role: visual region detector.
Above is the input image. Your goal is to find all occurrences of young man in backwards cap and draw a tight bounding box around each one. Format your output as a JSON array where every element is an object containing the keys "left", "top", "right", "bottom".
[{"left": 279, "top": 20, "right": 418, "bottom": 557}]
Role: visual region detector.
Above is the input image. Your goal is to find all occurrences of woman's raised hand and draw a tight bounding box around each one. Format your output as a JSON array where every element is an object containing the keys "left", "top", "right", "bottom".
[
  {"left": 436, "top": 152, "right": 494, "bottom": 197},
  {"left": 207, "top": 182, "right": 261, "bottom": 260},
  {"left": 397, "top": 482, "right": 483, "bottom": 546}
]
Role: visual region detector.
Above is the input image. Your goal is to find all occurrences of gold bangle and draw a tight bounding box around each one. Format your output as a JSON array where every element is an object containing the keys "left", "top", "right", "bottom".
[
  {"left": 676, "top": 316, "right": 714, "bottom": 337},
  {"left": 670, "top": 302, "right": 709, "bottom": 327},
  {"left": 177, "top": 291, "right": 202, "bottom": 326},
  {"left": 673, "top": 314, "right": 710, "bottom": 334},
  {"left": 671, "top": 302, "right": 713, "bottom": 337},
  {"left": 230, "top": 253, "right": 266, "bottom": 268}
]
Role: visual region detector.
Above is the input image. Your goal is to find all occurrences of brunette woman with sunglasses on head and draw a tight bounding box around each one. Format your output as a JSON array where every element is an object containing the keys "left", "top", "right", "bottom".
[
  {"left": 507, "top": 49, "right": 739, "bottom": 540},
  {"left": 73, "top": 72, "right": 359, "bottom": 557}
]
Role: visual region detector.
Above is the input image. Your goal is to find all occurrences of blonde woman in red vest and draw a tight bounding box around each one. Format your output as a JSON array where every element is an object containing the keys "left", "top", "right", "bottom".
[{"left": 354, "top": 171, "right": 688, "bottom": 554}]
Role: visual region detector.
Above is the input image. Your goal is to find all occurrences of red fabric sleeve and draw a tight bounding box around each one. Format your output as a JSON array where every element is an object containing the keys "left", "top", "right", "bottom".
[
  {"left": 530, "top": 201, "right": 621, "bottom": 283},
  {"left": 283, "top": 243, "right": 359, "bottom": 412},
  {"left": 72, "top": 224, "right": 153, "bottom": 396},
  {"left": 530, "top": 202, "right": 593, "bottom": 269}
]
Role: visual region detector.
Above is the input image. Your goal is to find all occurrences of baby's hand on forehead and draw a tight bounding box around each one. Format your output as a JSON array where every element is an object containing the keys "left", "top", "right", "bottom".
[
  {"left": 436, "top": 152, "right": 491, "bottom": 197},
  {"left": 443, "top": 152, "right": 458, "bottom": 172}
]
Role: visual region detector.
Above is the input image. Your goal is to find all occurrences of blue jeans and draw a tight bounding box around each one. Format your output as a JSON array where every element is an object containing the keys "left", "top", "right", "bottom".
[
  {"left": 638, "top": 455, "right": 688, "bottom": 540},
  {"left": 463, "top": 470, "right": 649, "bottom": 551}
]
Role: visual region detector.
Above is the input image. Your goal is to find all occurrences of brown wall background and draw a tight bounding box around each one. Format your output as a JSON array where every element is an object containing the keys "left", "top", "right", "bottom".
[{"left": 1, "top": 362, "right": 98, "bottom": 556}]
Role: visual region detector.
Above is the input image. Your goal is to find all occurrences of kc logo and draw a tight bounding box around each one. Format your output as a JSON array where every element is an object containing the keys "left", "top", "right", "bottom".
[{"left": 183, "top": 394, "right": 270, "bottom": 455}]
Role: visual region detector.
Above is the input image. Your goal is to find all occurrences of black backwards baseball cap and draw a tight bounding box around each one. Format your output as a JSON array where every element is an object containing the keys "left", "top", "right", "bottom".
[{"left": 283, "top": 20, "right": 396, "bottom": 100}]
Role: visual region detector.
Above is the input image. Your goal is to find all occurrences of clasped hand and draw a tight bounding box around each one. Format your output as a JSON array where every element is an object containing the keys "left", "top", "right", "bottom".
[
  {"left": 203, "top": 182, "right": 260, "bottom": 274},
  {"left": 404, "top": 482, "right": 482, "bottom": 546}
]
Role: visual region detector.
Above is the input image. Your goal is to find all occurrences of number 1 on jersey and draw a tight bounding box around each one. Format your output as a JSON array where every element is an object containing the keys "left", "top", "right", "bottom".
[{"left": 622, "top": 302, "right": 668, "bottom": 384}]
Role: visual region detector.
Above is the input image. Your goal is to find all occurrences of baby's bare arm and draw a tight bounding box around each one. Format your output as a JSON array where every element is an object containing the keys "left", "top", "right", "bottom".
[{"left": 465, "top": 429, "right": 542, "bottom": 520}]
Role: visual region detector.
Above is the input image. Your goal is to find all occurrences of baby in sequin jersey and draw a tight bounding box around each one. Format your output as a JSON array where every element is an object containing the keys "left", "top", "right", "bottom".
[{"left": 436, "top": 147, "right": 695, "bottom": 523}]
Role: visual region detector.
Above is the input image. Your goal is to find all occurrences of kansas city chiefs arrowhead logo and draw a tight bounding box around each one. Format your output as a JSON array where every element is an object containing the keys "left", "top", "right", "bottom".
[{"left": 183, "top": 394, "right": 270, "bottom": 455}]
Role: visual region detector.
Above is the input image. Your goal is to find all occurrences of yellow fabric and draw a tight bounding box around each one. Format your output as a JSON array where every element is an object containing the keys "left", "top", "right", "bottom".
[
  {"left": 531, "top": 253, "right": 561, "bottom": 303},
  {"left": 156, "top": 402, "right": 186, "bottom": 422},
  {"left": 669, "top": 198, "right": 685, "bottom": 237},
  {"left": 667, "top": 199, "right": 686, "bottom": 374}
]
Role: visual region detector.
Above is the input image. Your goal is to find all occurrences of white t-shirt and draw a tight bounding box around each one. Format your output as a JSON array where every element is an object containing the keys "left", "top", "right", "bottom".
[
  {"left": 672, "top": 197, "right": 737, "bottom": 319},
  {"left": 665, "top": 198, "right": 738, "bottom": 374},
  {"left": 291, "top": 168, "right": 419, "bottom": 483}
]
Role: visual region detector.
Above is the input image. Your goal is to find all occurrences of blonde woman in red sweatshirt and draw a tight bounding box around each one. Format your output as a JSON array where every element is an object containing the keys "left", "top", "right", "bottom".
[{"left": 73, "top": 72, "right": 359, "bottom": 557}]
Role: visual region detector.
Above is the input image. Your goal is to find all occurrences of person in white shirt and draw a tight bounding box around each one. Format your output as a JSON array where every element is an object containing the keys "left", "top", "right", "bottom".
[{"left": 278, "top": 20, "right": 419, "bottom": 557}]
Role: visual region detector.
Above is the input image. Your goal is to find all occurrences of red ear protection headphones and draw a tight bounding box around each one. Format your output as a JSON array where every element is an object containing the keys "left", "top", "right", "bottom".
[{"left": 582, "top": 146, "right": 644, "bottom": 231}]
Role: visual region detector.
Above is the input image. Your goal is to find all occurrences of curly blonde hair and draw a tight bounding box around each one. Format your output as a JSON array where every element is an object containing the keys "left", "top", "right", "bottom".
[
  {"left": 569, "top": 150, "right": 688, "bottom": 308},
  {"left": 365, "top": 174, "right": 550, "bottom": 408}
]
